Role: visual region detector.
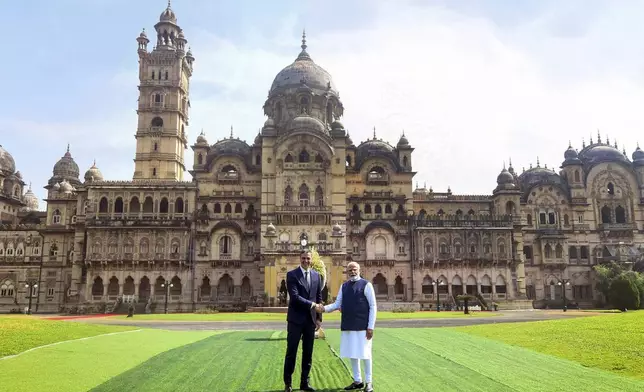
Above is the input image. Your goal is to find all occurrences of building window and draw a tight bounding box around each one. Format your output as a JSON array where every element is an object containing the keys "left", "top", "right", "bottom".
[
  {"left": 220, "top": 236, "right": 232, "bottom": 255},
  {"left": 47, "top": 288, "right": 55, "bottom": 297},
  {"left": 52, "top": 210, "right": 62, "bottom": 224},
  {"left": 0, "top": 280, "right": 15, "bottom": 297},
  {"left": 539, "top": 213, "right": 546, "bottom": 225}
]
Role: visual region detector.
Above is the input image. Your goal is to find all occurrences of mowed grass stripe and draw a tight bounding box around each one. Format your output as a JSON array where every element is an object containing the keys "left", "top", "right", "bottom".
[
  {"left": 0, "top": 329, "right": 219, "bottom": 392},
  {"left": 92, "top": 330, "right": 349, "bottom": 392},
  {"left": 328, "top": 328, "right": 644, "bottom": 391},
  {"left": 389, "top": 328, "right": 644, "bottom": 391},
  {"left": 325, "top": 329, "right": 514, "bottom": 391},
  {"left": 455, "top": 311, "right": 644, "bottom": 380}
]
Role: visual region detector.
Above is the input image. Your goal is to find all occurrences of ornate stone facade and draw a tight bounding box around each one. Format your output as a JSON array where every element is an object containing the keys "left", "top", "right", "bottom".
[{"left": 2, "top": 3, "right": 644, "bottom": 313}]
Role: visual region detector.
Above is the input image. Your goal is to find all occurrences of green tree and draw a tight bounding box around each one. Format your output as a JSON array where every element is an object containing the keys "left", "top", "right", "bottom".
[
  {"left": 608, "top": 274, "right": 641, "bottom": 311},
  {"left": 593, "top": 262, "right": 625, "bottom": 302},
  {"left": 310, "top": 247, "right": 326, "bottom": 283}
]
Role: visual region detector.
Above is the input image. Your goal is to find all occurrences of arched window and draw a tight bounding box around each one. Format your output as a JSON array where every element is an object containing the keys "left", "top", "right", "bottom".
[
  {"left": 224, "top": 203, "right": 232, "bottom": 214},
  {"left": 255, "top": 154, "right": 261, "bottom": 165},
  {"left": 574, "top": 170, "right": 580, "bottom": 182},
  {"left": 52, "top": 209, "right": 62, "bottom": 224},
  {"left": 99, "top": 197, "right": 108, "bottom": 213},
  {"left": 114, "top": 197, "right": 124, "bottom": 214},
  {"left": 0, "top": 280, "right": 15, "bottom": 297},
  {"left": 234, "top": 203, "right": 243, "bottom": 214},
  {"left": 299, "top": 184, "right": 309, "bottom": 207},
  {"left": 365, "top": 204, "right": 372, "bottom": 214},
  {"left": 563, "top": 214, "right": 569, "bottom": 226},
  {"left": 142, "top": 197, "right": 153, "bottom": 213},
  {"left": 214, "top": 203, "right": 221, "bottom": 213},
  {"left": 129, "top": 197, "right": 140, "bottom": 213},
  {"left": 555, "top": 244, "right": 563, "bottom": 258},
  {"left": 424, "top": 240, "right": 433, "bottom": 256},
  {"left": 175, "top": 198, "right": 184, "bottom": 213},
  {"left": 221, "top": 165, "right": 238, "bottom": 179},
  {"left": 346, "top": 155, "right": 352, "bottom": 166},
  {"left": 527, "top": 214, "right": 532, "bottom": 225},
  {"left": 159, "top": 198, "right": 169, "bottom": 214},
  {"left": 601, "top": 205, "right": 612, "bottom": 224},
  {"left": 314, "top": 153, "right": 323, "bottom": 163},
  {"left": 615, "top": 206, "right": 626, "bottom": 223},
  {"left": 284, "top": 186, "right": 292, "bottom": 205},
  {"left": 299, "top": 96, "right": 309, "bottom": 114},
  {"left": 403, "top": 155, "right": 408, "bottom": 167},
  {"left": 197, "top": 153, "right": 203, "bottom": 165},
  {"left": 385, "top": 204, "right": 393, "bottom": 214},
  {"left": 151, "top": 117, "right": 163, "bottom": 127},
  {"left": 544, "top": 244, "right": 552, "bottom": 258},
  {"left": 375, "top": 204, "right": 382, "bottom": 214},
  {"left": 505, "top": 201, "right": 515, "bottom": 215},
  {"left": 285, "top": 154, "right": 293, "bottom": 163},
  {"left": 220, "top": 236, "right": 232, "bottom": 255},
  {"left": 607, "top": 182, "right": 615, "bottom": 195},
  {"left": 373, "top": 274, "right": 388, "bottom": 295},
  {"left": 299, "top": 149, "right": 310, "bottom": 163},
  {"left": 91, "top": 277, "right": 103, "bottom": 296},
  {"left": 315, "top": 186, "right": 324, "bottom": 207}
]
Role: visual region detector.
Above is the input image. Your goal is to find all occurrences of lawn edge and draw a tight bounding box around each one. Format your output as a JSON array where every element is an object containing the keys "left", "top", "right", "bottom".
[{"left": 0, "top": 329, "right": 143, "bottom": 361}]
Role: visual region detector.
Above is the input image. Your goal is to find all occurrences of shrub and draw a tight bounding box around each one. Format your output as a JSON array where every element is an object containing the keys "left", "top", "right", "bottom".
[
  {"left": 194, "top": 307, "right": 219, "bottom": 314},
  {"left": 609, "top": 274, "right": 641, "bottom": 311},
  {"left": 392, "top": 306, "right": 416, "bottom": 313}
]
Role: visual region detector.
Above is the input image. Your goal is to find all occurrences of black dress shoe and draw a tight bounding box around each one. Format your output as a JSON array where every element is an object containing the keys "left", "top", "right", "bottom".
[
  {"left": 344, "top": 381, "right": 365, "bottom": 390},
  {"left": 299, "top": 383, "right": 316, "bottom": 391}
]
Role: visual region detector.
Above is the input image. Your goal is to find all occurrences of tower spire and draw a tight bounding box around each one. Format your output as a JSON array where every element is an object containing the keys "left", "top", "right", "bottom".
[
  {"left": 373, "top": 126, "right": 376, "bottom": 139},
  {"left": 296, "top": 29, "right": 312, "bottom": 61},
  {"left": 301, "top": 29, "right": 307, "bottom": 51},
  {"left": 230, "top": 125, "right": 234, "bottom": 138}
]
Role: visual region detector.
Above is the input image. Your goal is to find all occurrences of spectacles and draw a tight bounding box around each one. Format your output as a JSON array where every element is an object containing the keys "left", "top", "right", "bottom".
[{"left": 301, "top": 257, "right": 311, "bottom": 260}]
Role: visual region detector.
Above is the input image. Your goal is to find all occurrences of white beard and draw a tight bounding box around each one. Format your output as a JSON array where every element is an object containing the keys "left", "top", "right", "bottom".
[{"left": 349, "top": 275, "right": 361, "bottom": 282}]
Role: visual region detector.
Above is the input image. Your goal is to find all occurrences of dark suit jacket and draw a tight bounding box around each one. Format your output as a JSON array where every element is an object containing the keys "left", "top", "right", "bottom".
[{"left": 286, "top": 267, "right": 323, "bottom": 325}]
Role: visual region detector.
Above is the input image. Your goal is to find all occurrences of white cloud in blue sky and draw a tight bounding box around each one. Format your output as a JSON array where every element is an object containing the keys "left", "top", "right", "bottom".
[{"left": 2, "top": 0, "right": 644, "bottom": 204}]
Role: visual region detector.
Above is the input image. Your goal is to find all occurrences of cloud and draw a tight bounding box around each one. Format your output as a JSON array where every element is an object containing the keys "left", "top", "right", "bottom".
[
  {"left": 188, "top": 0, "right": 644, "bottom": 194},
  {"left": 7, "top": 0, "right": 644, "bottom": 205}
]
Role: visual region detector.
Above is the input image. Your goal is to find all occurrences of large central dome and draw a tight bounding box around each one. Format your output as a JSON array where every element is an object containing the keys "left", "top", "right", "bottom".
[{"left": 270, "top": 33, "right": 336, "bottom": 94}]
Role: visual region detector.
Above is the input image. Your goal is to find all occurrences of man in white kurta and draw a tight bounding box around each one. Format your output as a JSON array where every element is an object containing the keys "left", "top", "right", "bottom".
[{"left": 318, "top": 262, "right": 377, "bottom": 392}]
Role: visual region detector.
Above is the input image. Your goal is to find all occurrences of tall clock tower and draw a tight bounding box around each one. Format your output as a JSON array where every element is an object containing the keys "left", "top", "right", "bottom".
[{"left": 133, "top": 1, "right": 195, "bottom": 181}]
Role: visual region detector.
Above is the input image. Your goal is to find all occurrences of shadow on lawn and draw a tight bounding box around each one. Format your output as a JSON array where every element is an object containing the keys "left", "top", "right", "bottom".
[
  {"left": 244, "top": 338, "right": 287, "bottom": 341},
  {"left": 250, "top": 389, "right": 341, "bottom": 392}
]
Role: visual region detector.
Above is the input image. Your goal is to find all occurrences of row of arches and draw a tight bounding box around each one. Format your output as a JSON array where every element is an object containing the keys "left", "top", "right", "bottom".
[
  {"left": 97, "top": 196, "right": 185, "bottom": 214},
  {"left": 284, "top": 149, "right": 324, "bottom": 164},
  {"left": 420, "top": 274, "right": 507, "bottom": 295},
  {"left": 199, "top": 274, "right": 252, "bottom": 298},
  {"left": 285, "top": 184, "right": 323, "bottom": 207},
  {"left": 352, "top": 203, "right": 404, "bottom": 215},
  {"left": 423, "top": 238, "right": 506, "bottom": 257},
  {"left": 91, "top": 237, "right": 183, "bottom": 256},
  {"left": 91, "top": 276, "right": 182, "bottom": 297}
]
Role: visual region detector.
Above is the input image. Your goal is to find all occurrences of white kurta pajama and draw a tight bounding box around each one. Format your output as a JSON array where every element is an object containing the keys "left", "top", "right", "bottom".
[{"left": 324, "top": 280, "right": 377, "bottom": 359}]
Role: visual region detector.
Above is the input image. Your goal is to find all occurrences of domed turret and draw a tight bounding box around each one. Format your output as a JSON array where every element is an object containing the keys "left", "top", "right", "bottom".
[
  {"left": 59, "top": 180, "right": 75, "bottom": 194},
  {"left": 331, "top": 120, "right": 344, "bottom": 131},
  {"left": 196, "top": 130, "right": 208, "bottom": 145},
  {"left": 269, "top": 31, "right": 336, "bottom": 95},
  {"left": 0, "top": 144, "right": 16, "bottom": 175},
  {"left": 266, "top": 222, "right": 276, "bottom": 236},
  {"left": 332, "top": 223, "right": 342, "bottom": 234},
  {"left": 397, "top": 132, "right": 410, "bottom": 148},
  {"left": 632, "top": 144, "right": 644, "bottom": 166},
  {"left": 50, "top": 145, "right": 80, "bottom": 186},
  {"left": 22, "top": 183, "right": 39, "bottom": 211},
  {"left": 496, "top": 166, "right": 514, "bottom": 185},
  {"left": 287, "top": 115, "right": 327, "bottom": 134},
  {"left": 84, "top": 161, "right": 104, "bottom": 183},
  {"left": 159, "top": 1, "right": 177, "bottom": 23},
  {"left": 562, "top": 142, "right": 582, "bottom": 167}
]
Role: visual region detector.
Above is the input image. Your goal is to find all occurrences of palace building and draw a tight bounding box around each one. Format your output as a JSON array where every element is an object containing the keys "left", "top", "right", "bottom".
[{"left": 2, "top": 3, "right": 643, "bottom": 313}]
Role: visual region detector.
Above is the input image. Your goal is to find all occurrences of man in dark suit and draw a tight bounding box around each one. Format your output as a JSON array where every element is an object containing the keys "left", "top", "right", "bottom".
[{"left": 283, "top": 250, "right": 322, "bottom": 392}]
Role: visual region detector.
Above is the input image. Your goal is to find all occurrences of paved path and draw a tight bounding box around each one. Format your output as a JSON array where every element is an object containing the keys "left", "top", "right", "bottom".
[{"left": 76, "top": 311, "right": 590, "bottom": 331}]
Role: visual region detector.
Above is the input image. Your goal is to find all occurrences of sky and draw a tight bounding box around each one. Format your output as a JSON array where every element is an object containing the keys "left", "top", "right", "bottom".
[{"left": 2, "top": 0, "right": 644, "bottom": 206}]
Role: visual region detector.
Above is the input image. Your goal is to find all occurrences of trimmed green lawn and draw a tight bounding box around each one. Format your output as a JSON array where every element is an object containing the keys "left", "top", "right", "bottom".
[
  {"left": 108, "top": 310, "right": 496, "bottom": 322},
  {"left": 326, "top": 328, "right": 644, "bottom": 391},
  {"left": 0, "top": 316, "right": 136, "bottom": 357},
  {"left": 0, "top": 329, "right": 219, "bottom": 392},
  {"left": 92, "top": 330, "right": 347, "bottom": 392},
  {"left": 456, "top": 310, "right": 644, "bottom": 380}
]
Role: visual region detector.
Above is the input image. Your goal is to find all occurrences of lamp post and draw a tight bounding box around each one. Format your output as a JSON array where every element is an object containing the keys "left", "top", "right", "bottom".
[
  {"left": 433, "top": 279, "right": 444, "bottom": 312},
  {"left": 557, "top": 279, "right": 571, "bottom": 312},
  {"left": 161, "top": 282, "right": 174, "bottom": 314},
  {"left": 25, "top": 281, "right": 38, "bottom": 315}
]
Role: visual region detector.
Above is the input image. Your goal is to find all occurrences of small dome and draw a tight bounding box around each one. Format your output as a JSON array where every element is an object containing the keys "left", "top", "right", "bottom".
[
  {"left": 578, "top": 144, "right": 630, "bottom": 168},
  {"left": 332, "top": 223, "right": 342, "bottom": 233},
  {"left": 178, "top": 30, "right": 185, "bottom": 39},
  {"left": 346, "top": 133, "right": 354, "bottom": 146},
  {"left": 287, "top": 115, "right": 327, "bottom": 134},
  {"left": 22, "top": 185, "right": 39, "bottom": 211},
  {"left": 59, "top": 180, "right": 74, "bottom": 194},
  {"left": 397, "top": 133, "right": 409, "bottom": 147},
  {"left": 632, "top": 146, "right": 644, "bottom": 163},
  {"left": 331, "top": 120, "right": 344, "bottom": 130},
  {"left": 496, "top": 167, "right": 514, "bottom": 185},
  {"left": 564, "top": 145, "right": 578, "bottom": 160},
  {"left": 186, "top": 48, "right": 194, "bottom": 58},
  {"left": 53, "top": 183, "right": 60, "bottom": 190},
  {"left": 266, "top": 222, "right": 276, "bottom": 235},
  {"left": 254, "top": 132, "right": 262, "bottom": 146},
  {"left": 264, "top": 117, "right": 275, "bottom": 128},
  {"left": 159, "top": 3, "right": 177, "bottom": 23},
  {"left": 14, "top": 171, "right": 22, "bottom": 179},
  {"left": 139, "top": 29, "right": 147, "bottom": 39},
  {"left": 196, "top": 131, "right": 208, "bottom": 145},
  {"left": 84, "top": 161, "right": 103, "bottom": 183},
  {"left": 0, "top": 145, "right": 16, "bottom": 174},
  {"left": 53, "top": 146, "right": 80, "bottom": 180}
]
